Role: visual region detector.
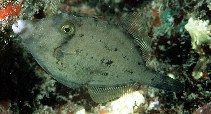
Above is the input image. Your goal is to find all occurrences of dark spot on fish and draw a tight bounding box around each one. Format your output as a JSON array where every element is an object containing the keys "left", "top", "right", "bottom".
[
  {"left": 100, "top": 58, "right": 105, "bottom": 64},
  {"left": 114, "top": 48, "right": 118, "bottom": 51},
  {"left": 101, "top": 72, "right": 109, "bottom": 76},
  {"left": 122, "top": 55, "right": 129, "bottom": 60},
  {"left": 104, "top": 44, "right": 112, "bottom": 51},
  {"left": 75, "top": 49, "right": 83, "bottom": 55},
  {"left": 125, "top": 70, "right": 134, "bottom": 74},
  {"left": 89, "top": 71, "right": 94, "bottom": 74},
  {"left": 101, "top": 58, "right": 113, "bottom": 66},
  {"left": 79, "top": 34, "right": 84, "bottom": 37},
  {"left": 105, "top": 60, "right": 113, "bottom": 66}
]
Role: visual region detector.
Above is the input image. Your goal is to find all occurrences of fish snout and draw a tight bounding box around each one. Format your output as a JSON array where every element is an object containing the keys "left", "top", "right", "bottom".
[{"left": 12, "top": 20, "right": 28, "bottom": 34}]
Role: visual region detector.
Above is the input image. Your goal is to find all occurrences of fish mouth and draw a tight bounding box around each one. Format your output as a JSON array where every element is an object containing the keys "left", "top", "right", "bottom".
[{"left": 12, "top": 20, "right": 27, "bottom": 34}]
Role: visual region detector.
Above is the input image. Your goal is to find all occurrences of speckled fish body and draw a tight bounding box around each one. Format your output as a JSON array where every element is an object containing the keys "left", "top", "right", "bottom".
[{"left": 13, "top": 13, "right": 184, "bottom": 103}]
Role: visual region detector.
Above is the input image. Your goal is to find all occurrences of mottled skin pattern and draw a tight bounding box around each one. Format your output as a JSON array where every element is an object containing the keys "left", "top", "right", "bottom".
[{"left": 16, "top": 13, "right": 184, "bottom": 102}]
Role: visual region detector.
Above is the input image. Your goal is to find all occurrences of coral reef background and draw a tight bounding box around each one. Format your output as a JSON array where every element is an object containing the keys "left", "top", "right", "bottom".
[{"left": 0, "top": 0, "right": 210, "bottom": 113}]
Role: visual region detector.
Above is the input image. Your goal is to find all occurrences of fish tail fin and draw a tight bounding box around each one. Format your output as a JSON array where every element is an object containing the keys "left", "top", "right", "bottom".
[{"left": 148, "top": 73, "right": 185, "bottom": 92}]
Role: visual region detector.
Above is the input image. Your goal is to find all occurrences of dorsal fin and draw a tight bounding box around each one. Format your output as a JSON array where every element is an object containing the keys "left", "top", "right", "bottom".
[
  {"left": 87, "top": 83, "right": 139, "bottom": 103},
  {"left": 120, "top": 12, "right": 153, "bottom": 64}
]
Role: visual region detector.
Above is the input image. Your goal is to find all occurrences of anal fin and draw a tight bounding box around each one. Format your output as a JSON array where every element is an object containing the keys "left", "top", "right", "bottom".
[{"left": 87, "top": 84, "right": 139, "bottom": 103}]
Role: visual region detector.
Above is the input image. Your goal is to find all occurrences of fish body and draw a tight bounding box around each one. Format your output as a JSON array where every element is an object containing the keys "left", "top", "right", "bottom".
[{"left": 12, "top": 13, "right": 184, "bottom": 103}]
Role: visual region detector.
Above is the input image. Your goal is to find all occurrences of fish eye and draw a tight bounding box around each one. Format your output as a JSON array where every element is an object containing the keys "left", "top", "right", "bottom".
[{"left": 61, "top": 23, "right": 75, "bottom": 35}]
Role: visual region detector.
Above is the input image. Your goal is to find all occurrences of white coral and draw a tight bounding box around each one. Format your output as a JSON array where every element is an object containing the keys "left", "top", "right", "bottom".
[{"left": 185, "top": 17, "right": 211, "bottom": 51}]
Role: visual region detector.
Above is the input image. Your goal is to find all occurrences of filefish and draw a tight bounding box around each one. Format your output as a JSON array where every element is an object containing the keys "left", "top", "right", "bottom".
[{"left": 12, "top": 13, "right": 184, "bottom": 103}]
